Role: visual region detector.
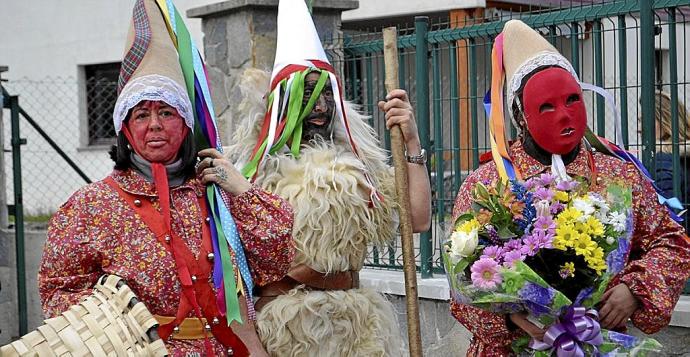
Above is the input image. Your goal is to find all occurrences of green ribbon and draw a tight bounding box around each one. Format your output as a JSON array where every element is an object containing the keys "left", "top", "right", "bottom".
[
  {"left": 206, "top": 186, "right": 242, "bottom": 325},
  {"left": 240, "top": 69, "right": 329, "bottom": 178}
]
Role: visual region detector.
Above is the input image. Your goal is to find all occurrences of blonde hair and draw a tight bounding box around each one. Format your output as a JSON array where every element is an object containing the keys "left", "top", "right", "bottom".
[{"left": 654, "top": 90, "right": 690, "bottom": 153}]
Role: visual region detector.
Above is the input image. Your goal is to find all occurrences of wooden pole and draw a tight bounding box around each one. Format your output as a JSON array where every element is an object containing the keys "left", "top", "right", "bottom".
[{"left": 382, "top": 26, "right": 423, "bottom": 357}]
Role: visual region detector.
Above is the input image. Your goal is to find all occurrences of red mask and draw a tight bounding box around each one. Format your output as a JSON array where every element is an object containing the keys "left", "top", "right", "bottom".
[
  {"left": 521, "top": 67, "right": 586, "bottom": 155},
  {"left": 125, "top": 100, "right": 188, "bottom": 164}
]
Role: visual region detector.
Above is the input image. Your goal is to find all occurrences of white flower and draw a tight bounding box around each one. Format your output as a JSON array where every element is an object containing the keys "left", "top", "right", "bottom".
[
  {"left": 450, "top": 229, "right": 479, "bottom": 258},
  {"left": 606, "top": 236, "right": 615, "bottom": 245},
  {"left": 535, "top": 200, "right": 551, "bottom": 217},
  {"left": 608, "top": 211, "right": 628, "bottom": 233},
  {"left": 572, "top": 198, "right": 595, "bottom": 222},
  {"left": 588, "top": 193, "right": 609, "bottom": 210}
]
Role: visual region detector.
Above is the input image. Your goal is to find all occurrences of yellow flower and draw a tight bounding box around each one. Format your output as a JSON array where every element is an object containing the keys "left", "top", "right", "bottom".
[
  {"left": 557, "top": 207, "right": 582, "bottom": 226},
  {"left": 554, "top": 190, "right": 570, "bottom": 202},
  {"left": 574, "top": 221, "right": 589, "bottom": 235},
  {"left": 573, "top": 234, "right": 597, "bottom": 257},
  {"left": 585, "top": 247, "right": 607, "bottom": 274},
  {"left": 555, "top": 224, "right": 578, "bottom": 250},
  {"left": 585, "top": 217, "right": 605, "bottom": 237},
  {"left": 457, "top": 218, "right": 480, "bottom": 234},
  {"left": 559, "top": 262, "right": 576, "bottom": 278}
]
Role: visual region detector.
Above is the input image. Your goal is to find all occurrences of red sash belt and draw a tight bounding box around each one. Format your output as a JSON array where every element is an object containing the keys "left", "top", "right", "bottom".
[{"left": 105, "top": 177, "right": 248, "bottom": 356}]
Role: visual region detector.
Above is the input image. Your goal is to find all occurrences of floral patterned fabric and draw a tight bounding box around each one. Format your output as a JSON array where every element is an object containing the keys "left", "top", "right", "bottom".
[
  {"left": 39, "top": 169, "right": 294, "bottom": 356},
  {"left": 451, "top": 141, "right": 690, "bottom": 356}
]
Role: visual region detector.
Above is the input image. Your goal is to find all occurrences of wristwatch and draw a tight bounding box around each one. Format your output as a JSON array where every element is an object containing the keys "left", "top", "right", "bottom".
[{"left": 405, "top": 148, "right": 427, "bottom": 165}]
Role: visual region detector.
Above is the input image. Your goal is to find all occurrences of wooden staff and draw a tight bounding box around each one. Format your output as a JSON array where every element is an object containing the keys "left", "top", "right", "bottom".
[{"left": 382, "top": 26, "right": 423, "bottom": 357}]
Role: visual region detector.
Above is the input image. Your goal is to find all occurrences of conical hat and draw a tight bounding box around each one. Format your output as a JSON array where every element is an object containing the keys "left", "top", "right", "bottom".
[
  {"left": 112, "top": 0, "right": 194, "bottom": 133},
  {"left": 502, "top": 20, "right": 578, "bottom": 118},
  {"left": 270, "top": 0, "right": 330, "bottom": 84}
]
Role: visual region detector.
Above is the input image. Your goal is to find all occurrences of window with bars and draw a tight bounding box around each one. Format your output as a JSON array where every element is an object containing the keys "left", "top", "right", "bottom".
[{"left": 85, "top": 62, "right": 119, "bottom": 145}]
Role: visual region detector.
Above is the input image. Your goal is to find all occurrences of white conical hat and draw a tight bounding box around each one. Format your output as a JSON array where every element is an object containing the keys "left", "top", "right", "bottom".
[
  {"left": 271, "top": 0, "right": 330, "bottom": 84},
  {"left": 501, "top": 20, "right": 578, "bottom": 120}
]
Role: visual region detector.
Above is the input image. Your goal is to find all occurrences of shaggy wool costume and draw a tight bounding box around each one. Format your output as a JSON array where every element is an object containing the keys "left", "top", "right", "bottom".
[{"left": 226, "top": 69, "right": 403, "bottom": 357}]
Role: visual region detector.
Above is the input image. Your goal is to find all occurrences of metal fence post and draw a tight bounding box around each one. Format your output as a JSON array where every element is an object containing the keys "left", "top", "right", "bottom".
[
  {"left": 415, "top": 16, "right": 433, "bottom": 278},
  {"left": 10, "top": 95, "right": 28, "bottom": 336},
  {"left": 667, "top": 7, "right": 681, "bottom": 200},
  {"left": 593, "top": 20, "right": 606, "bottom": 136},
  {"left": 617, "top": 15, "right": 629, "bottom": 149},
  {"left": 640, "top": 0, "right": 656, "bottom": 172},
  {"left": 0, "top": 66, "right": 8, "bottom": 229}
]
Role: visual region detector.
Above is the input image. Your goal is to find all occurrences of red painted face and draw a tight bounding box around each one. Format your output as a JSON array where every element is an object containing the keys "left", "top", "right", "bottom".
[
  {"left": 125, "top": 100, "right": 188, "bottom": 164},
  {"left": 522, "top": 67, "right": 586, "bottom": 155}
]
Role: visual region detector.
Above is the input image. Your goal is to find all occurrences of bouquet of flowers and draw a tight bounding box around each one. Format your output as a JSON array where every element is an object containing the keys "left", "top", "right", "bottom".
[{"left": 443, "top": 173, "right": 661, "bottom": 356}]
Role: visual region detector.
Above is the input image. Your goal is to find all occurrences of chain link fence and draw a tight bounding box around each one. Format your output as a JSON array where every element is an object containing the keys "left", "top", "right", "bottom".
[{"left": 2, "top": 77, "right": 115, "bottom": 224}]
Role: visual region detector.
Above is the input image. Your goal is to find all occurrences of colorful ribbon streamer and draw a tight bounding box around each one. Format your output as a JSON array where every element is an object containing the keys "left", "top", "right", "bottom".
[{"left": 154, "top": 0, "right": 254, "bottom": 324}]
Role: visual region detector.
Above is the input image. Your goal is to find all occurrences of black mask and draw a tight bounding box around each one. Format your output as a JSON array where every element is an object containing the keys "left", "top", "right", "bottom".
[{"left": 301, "top": 73, "right": 335, "bottom": 142}]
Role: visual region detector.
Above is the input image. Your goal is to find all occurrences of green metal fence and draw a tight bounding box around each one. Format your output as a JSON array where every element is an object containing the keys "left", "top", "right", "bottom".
[{"left": 331, "top": 0, "right": 690, "bottom": 287}]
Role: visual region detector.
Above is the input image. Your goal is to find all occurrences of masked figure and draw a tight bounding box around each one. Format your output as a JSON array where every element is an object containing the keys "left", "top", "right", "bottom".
[
  {"left": 450, "top": 20, "right": 690, "bottom": 356},
  {"left": 225, "top": 0, "right": 431, "bottom": 356},
  {"left": 37, "top": 1, "right": 295, "bottom": 356}
]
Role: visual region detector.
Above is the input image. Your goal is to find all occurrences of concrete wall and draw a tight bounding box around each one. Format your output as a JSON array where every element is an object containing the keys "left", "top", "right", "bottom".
[{"left": 0, "top": 229, "right": 46, "bottom": 344}]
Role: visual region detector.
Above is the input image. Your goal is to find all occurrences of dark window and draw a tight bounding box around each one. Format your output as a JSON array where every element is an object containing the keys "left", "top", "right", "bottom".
[{"left": 85, "top": 63, "right": 119, "bottom": 145}]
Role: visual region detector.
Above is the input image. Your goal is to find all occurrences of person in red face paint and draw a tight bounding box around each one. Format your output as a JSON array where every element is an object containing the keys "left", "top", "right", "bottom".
[
  {"left": 38, "top": 1, "right": 295, "bottom": 356},
  {"left": 449, "top": 20, "right": 690, "bottom": 356}
]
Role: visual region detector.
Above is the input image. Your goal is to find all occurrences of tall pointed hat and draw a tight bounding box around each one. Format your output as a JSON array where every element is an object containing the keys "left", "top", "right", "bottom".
[
  {"left": 112, "top": 0, "right": 257, "bottom": 331},
  {"left": 241, "top": 0, "right": 383, "bottom": 204},
  {"left": 113, "top": 0, "right": 194, "bottom": 134}
]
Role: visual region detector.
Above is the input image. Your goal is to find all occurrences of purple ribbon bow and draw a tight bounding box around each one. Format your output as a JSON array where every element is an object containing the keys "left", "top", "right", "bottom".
[{"left": 529, "top": 305, "right": 604, "bottom": 357}]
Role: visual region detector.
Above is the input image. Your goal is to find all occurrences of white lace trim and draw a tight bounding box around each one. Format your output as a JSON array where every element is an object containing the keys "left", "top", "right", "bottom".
[
  {"left": 507, "top": 52, "right": 579, "bottom": 124},
  {"left": 113, "top": 75, "right": 194, "bottom": 133}
]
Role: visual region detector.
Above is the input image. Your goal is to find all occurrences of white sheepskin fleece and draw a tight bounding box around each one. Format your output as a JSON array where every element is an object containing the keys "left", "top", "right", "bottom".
[
  {"left": 256, "top": 288, "right": 402, "bottom": 357},
  {"left": 226, "top": 68, "right": 403, "bottom": 356}
]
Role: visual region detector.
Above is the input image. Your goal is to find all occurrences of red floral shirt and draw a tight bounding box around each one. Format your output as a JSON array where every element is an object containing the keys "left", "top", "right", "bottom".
[
  {"left": 451, "top": 142, "right": 690, "bottom": 356},
  {"left": 39, "top": 169, "right": 295, "bottom": 356}
]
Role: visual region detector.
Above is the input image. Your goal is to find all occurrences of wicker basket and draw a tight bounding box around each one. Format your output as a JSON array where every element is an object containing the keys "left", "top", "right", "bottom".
[{"left": 0, "top": 275, "right": 168, "bottom": 356}]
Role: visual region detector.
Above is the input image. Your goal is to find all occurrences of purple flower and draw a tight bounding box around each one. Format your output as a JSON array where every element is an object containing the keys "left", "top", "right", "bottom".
[
  {"left": 555, "top": 179, "right": 579, "bottom": 192},
  {"left": 533, "top": 229, "right": 554, "bottom": 248},
  {"left": 480, "top": 245, "right": 505, "bottom": 261},
  {"left": 550, "top": 201, "right": 566, "bottom": 215},
  {"left": 524, "top": 178, "right": 538, "bottom": 190},
  {"left": 538, "top": 173, "right": 556, "bottom": 187},
  {"left": 533, "top": 216, "right": 556, "bottom": 232},
  {"left": 503, "top": 250, "right": 525, "bottom": 268},
  {"left": 520, "top": 235, "right": 541, "bottom": 256},
  {"left": 485, "top": 225, "right": 501, "bottom": 244},
  {"left": 533, "top": 187, "right": 554, "bottom": 202},
  {"left": 504, "top": 239, "right": 523, "bottom": 252},
  {"left": 470, "top": 258, "right": 502, "bottom": 290}
]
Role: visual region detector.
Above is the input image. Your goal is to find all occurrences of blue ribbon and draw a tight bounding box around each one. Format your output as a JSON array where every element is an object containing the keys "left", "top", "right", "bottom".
[{"left": 214, "top": 186, "right": 254, "bottom": 296}]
